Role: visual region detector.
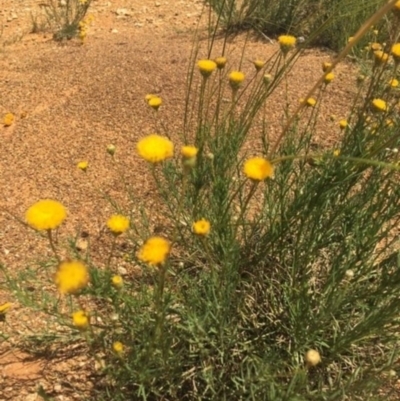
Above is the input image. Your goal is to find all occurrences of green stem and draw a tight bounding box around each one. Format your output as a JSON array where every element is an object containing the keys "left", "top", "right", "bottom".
[{"left": 47, "top": 229, "right": 60, "bottom": 263}]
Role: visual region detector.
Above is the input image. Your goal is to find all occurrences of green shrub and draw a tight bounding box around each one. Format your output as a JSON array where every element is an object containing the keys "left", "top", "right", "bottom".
[
  {"left": 206, "top": 0, "right": 388, "bottom": 51},
  {"left": 39, "top": 0, "right": 92, "bottom": 41}
]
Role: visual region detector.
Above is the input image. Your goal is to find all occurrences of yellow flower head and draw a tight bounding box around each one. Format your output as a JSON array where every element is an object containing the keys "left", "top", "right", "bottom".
[
  {"left": 263, "top": 74, "right": 272, "bottom": 85},
  {"left": 77, "top": 161, "right": 89, "bottom": 171},
  {"left": 253, "top": 59, "right": 265, "bottom": 71},
  {"left": 72, "top": 310, "right": 89, "bottom": 330},
  {"left": 197, "top": 59, "right": 217, "bottom": 78},
  {"left": 278, "top": 35, "right": 296, "bottom": 54},
  {"left": 3, "top": 113, "right": 14, "bottom": 127},
  {"left": 333, "top": 149, "right": 340, "bottom": 157},
  {"left": 389, "top": 78, "right": 399, "bottom": 88},
  {"left": 192, "top": 219, "right": 211, "bottom": 236},
  {"left": 107, "top": 144, "right": 116, "bottom": 156},
  {"left": 305, "top": 349, "right": 321, "bottom": 367},
  {"left": 306, "top": 98, "right": 316, "bottom": 107},
  {"left": 113, "top": 341, "right": 124, "bottom": 354},
  {"left": 214, "top": 57, "right": 227, "bottom": 69},
  {"left": 26, "top": 199, "right": 67, "bottom": 231},
  {"left": 339, "top": 119, "right": 348, "bottom": 130},
  {"left": 228, "top": 71, "right": 245, "bottom": 90},
  {"left": 107, "top": 214, "right": 130, "bottom": 235},
  {"left": 371, "top": 98, "right": 388, "bottom": 113},
  {"left": 148, "top": 96, "right": 162, "bottom": 110},
  {"left": 112, "top": 275, "right": 123, "bottom": 288},
  {"left": 391, "top": 43, "right": 400, "bottom": 63},
  {"left": 370, "top": 42, "right": 382, "bottom": 52},
  {"left": 137, "top": 236, "right": 171, "bottom": 266},
  {"left": 243, "top": 157, "right": 274, "bottom": 181},
  {"left": 55, "top": 260, "right": 90, "bottom": 294},
  {"left": 373, "top": 50, "right": 389, "bottom": 65},
  {"left": 181, "top": 145, "right": 198, "bottom": 159},
  {"left": 322, "top": 62, "right": 332, "bottom": 72},
  {"left": 137, "top": 134, "right": 174, "bottom": 163},
  {"left": 324, "top": 72, "right": 334, "bottom": 84}
]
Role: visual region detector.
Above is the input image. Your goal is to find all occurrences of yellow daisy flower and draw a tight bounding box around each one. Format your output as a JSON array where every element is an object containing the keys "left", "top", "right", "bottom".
[
  {"left": 228, "top": 71, "right": 245, "bottom": 90},
  {"left": 321, "top": 62, "right": 332, "bottom": 72},
  {"left": 77, "top": 161, "right": 89, "bottom": 171},
  {"left": 243, "top": 157, "right": 274, "bottom": 181},
  {"left": 148, "top": 96, "right": 162, "bottom": 110},
  {"left": 373, "top": 50, "right": 389, "bottom": 65},
  {"left": 278, "top": 35, "right": 296, "bottom": 54},
  {"left": 107, "top": 215, "right": 130, "bottom": 235},
  {"left": 197, "top": 59, "right": 217, "bottom": 78},
  {"left": 214, "top": 57, "right": 227, "bottom": 69},
  {"left": 137, "top": 236, "right": 171, "bottom": 266},
  {"left": 26, "top": 200, "right": 67, "bottom": 231},
  {"left": 371, "top": 98, "right": 388, "bottom": 113},
  {"left": 181, "top": 145, "right": 198, "bottom": 158},
  {"left": 107, "top": 144, "right": 116, "bottom": 156},
  {"left": 305, "top": 349, "right": 321, "bottom": 367},
  {"left": 306, "top": 98, "right": 316, "bottom": 107},
  {"left": 55, "top": 260, "right": 90, "bottom": 294},
  {"left": 339, "top": 120, "right": 348, "bottom": 130},
  {"left": 253, "top": 59, "right": 265, "bottom": 71},
  {"left": 389, "top": 78, "right": 399, "bottom": 88},
  {"left": 324, "top": 72, "right": 334, "bottom": 84},
  {"left": 137, "top": 134, "right": 174, "bottom": 163},
  {"left": 111, "top": 275, "right": 123, "bottom": 288},
  {"left": 391, "top": 43, "right": 400, "bottom": 63},
  {"left": 113, "top": 341, "right": 124, "bottom": 354},
  {"left": 192, "top": 219, "right": 211, "bottom": 236},
  {"left": 72, "top": 310, "right": 89, "bottom": 330},
  {"left": 3, "top": 113, "right": 14, "bottom": 127},
  {"left": 333, "top": 149, "right": 340, "bottom": 157}
]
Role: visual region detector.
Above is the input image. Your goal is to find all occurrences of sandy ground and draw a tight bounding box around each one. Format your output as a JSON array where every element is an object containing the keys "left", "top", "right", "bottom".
[{"left": 1, "top": 0, "right": 397, "bottom": 400}]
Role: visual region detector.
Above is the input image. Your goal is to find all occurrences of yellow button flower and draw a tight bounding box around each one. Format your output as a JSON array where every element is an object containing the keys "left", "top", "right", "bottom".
[
  {"left": 305, "top": 349, "right": 321, "bottom": 367},
  {"left": 373, "top": 50, "right": 389, "bottom": 65},
  {"left": 192, "top": 219, "right": 211, "bottom": 236},
  {"left": 253, "top": 59, "right": 265, "bottom": 71},
  {"left": 197, "top": 59, "right": 217, "bottom": 78},
  {"left": 137, "top": 134, "right": 174, "bottom": 163},
  {"left": 3, "top": 113, "right": 14, "bottom": 127},
  {"left": 243, "top": 157, "right": 274, "bottom": 181},
  {"left": 389, "top": 78, "right": 399, "bottom": 88},
  {"left": 339, "top": 120, "right": 348, "bottom": 130},
  {"left": 137, "top": 236, "right": 171, "bottom": 266},
  {"left": 278, "top": 35, "right": 296, "bottom": 54},
  {"left": 322, "top": 62, "right": 332, "bottom": 72},
  {"left": 26, "top": 199, "right": 67, "bottom": 231},
  {"left": 107, "top": 215, "right": 130, "bottom": 235},
  {"left": 55, "top": 260, "right": 90, "bottom": 294},
  {"left": 306, "top": 98, "right": 316, "bottom": 107},
  {"left": 148, "top": 96, "right": 162, "bottom": 110},
  {"left": 72, "top": 310, "right": 89, "bottom": 330},
  {"left": 214, "top": 56, "right": 227, "bottom": 69},
  {"left": 228, "top": 71, "right": 245, "bottom": 90},
  {"left": 371, "top": 98, "right": 388, "bottom": 113},
  {"left": 324, "top": 72, "right": 334, "bottom": 84},
  {"left": 111, "top": 275, "right": 123, "bottom": 288},
  {"left": 391, "top": 43, "right": 400, "bottom": 63},
  {"left": 77, "top": 161, "right": 89, "bottom": 171},
  {"left": 113, "top": 341, "right": 124, "bottom": 354},
  {"left": 181, "top": 145, "right": 198, "bottom": 158}
]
